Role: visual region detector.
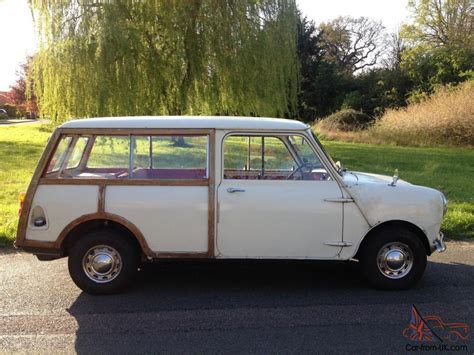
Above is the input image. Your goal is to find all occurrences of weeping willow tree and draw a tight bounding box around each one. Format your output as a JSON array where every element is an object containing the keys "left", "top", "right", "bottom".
[{"left": 29, "top": 0, "right": 299, "bottom": 124}]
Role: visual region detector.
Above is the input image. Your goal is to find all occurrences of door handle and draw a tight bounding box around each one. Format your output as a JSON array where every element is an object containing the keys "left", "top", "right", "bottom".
[{"left": 227, "top": 187, "right": 246, "bottom": 193}]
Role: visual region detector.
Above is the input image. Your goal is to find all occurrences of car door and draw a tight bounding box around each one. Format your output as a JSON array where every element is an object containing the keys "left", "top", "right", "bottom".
[{"left": 217, "top": 133, "right": 344, "bottom": 259}]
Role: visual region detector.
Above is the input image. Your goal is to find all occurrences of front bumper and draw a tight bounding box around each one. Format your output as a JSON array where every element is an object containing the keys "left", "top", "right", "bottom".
[{"left": 431, "top": 232, "right": 447, "bottom": 253}]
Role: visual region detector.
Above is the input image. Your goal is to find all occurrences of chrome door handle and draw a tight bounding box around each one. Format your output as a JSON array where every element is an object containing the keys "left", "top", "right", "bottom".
[{"left": 227, "top": 187, "right": 246, "bottom": 193}]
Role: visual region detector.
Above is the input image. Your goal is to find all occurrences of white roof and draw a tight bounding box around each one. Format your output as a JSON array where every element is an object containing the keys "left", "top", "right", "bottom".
[{"left": 60, "top": 116, "right": 309, "bottom": 131}]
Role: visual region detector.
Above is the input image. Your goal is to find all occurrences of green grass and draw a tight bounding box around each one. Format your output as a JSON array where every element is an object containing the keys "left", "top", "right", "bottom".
[
  {"left": 0, "top": 125, "right": 53, "bottom": 246},
  {"left": 324, "top": 141, "right": 474, "bottom": 239},
  {"left": 0, "top": 125, "right": 472, "bottom": 247}
]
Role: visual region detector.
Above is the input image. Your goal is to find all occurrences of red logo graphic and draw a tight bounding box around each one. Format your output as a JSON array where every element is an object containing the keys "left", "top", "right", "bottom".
[{"left": 402, "top": 305, "right": 470, "bottom": 342}]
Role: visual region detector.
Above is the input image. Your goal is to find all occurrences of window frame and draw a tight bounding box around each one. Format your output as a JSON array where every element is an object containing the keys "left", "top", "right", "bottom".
[
  {"left": 221, "top": 131, "right": 333, "bottom": 182},
  {"left": 41, "top": 129, "right": 213, "bottom": 185}
]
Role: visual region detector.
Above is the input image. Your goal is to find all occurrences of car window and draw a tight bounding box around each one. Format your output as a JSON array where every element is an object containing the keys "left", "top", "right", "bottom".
[
  {"left": 87, "top": 136, "right": 130, "bottom": 169},
  {"left": 45, "top": 136, "right": 72, "bottom": 174},
  {"left": 66, "top": 137, "right": 89, "bottom": 169},
  {"left": 224, "top": 135, "right": 296, "bottom": 180},
  {"left": 224, "top": 134, "right": 329, "bottom": 181},
  {"left": 132, "top": 135, "right": 208, "bottom": 179},
  {"left": 48, "top": 134, "right": 209, "bottom": 180}
]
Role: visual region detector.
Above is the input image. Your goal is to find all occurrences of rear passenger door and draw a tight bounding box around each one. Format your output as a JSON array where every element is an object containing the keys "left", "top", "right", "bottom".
[{"left": 103, "top": 134, "right": 212, "bottom": 255}]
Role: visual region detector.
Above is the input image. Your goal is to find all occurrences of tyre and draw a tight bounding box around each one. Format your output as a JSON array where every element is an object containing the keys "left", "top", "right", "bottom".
[
  {"left": 359, "top": 227, "right": 427, "bottom": 290},
  {"left": 68, "top": 230, "right": 139, "bottom": 295}
]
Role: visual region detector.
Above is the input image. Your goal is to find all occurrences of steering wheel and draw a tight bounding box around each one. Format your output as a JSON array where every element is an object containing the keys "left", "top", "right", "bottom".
[{"left": 286, "top": 162, "right": 313, "bottom": 180}]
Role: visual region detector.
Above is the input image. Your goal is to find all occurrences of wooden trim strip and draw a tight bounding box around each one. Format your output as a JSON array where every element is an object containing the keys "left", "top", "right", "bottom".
[
  {"left": 54, "top": 212, "right": 155, "bottom": 256},
  {"left": 59, "top": 128, "right": 211, "bottom": 135},
  {"left": 39, "top": 178, "right": 209, "bottom": 186},
  {"left": 98, "top": 184, "right": 106, "bottom": 213},
  {"left": 15, "top": 129, "right": 61, "bottom": 248},
  {"left": 207, "top": 129, "right": 216, "bottom": 257},
  {"left": 152, "top": 252, "right": 209, "bottom": 259},
  {"left": 33, "top": 212, "right": 207, "bottom": 259}
]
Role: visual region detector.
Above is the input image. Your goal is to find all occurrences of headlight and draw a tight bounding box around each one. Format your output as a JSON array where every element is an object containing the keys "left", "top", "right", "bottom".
[{"left": 441, "top": 193, "right": 448, "bottom": 216}]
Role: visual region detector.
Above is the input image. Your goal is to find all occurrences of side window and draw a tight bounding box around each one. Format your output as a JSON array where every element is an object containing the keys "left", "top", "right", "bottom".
[
  {"left": 224, "top": 135, "right": 296, "bottom": 180},
  {"left": 44, "top": 134, "right": 209, "bottom": 180},
  {"left": 132, "top": 135, "right": 208, "bottom": 179},
  {"left": 87, "top": 136, "right": 130, "bottom": 169},
  {"left": 45, "top": 136, "right": 72, "bottom": 175},
  {"left": 224, "top": 135, "right": 329, "bottom": 181},
  {"left": 264, "top": 137, "right": 295, "bottom": 171},
  {"left": 66, "top": 137, "right": 89, "bottom": 169}
]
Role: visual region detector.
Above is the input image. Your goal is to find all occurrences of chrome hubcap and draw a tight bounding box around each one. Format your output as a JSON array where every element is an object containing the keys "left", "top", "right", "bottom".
[
  {"left": 82, "top": 245, "right": 122, "bottom": 283},
  {"left": 377, "top": 242, "right": 413, "bottom": 279}
]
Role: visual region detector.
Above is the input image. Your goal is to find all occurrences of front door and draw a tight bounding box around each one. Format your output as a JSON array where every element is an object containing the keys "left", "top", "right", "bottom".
[{"left": 217, "top": 134, "right": 343, "bottom": 259}]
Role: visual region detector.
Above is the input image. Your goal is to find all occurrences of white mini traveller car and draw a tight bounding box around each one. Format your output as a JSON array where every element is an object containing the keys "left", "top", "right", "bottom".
[{"left": 15, "top": 116, "right": 447, "bottom": 294}]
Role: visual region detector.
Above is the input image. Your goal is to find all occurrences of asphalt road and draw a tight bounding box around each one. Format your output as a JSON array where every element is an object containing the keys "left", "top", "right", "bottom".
[{"left": 1, "top": 242, "right": 473, "bottom": 353}]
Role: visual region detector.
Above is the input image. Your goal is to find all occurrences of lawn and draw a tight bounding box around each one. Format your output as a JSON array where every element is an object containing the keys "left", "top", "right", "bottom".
[{"left": 0, "top": 124, "right": 472, "bottom": 247}]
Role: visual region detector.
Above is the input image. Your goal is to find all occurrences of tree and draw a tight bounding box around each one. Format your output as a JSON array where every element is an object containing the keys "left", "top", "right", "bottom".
[
  {"left": 402, "top": 0, "right": 473, "bottom": 48},
  {"left": 6, "top": 57, "right": 38, "bottom": 118},
  {"left": 295, "top": 15, "right": 354, "bottom": 121},
  {"left": 400, "top": 0, "right": 474, "bottom": 93},
  {"left": 382, "top": 31, "right": 406, "bottom": 70},
  {"left": 29, "top": 0, "right": 299, "bottom": 124},
  {"left": 318, "top": 16, "right": 388, "bottom": 73}
]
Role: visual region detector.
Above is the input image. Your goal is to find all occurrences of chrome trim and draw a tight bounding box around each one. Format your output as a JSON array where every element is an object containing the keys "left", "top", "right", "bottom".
[
  {"left": 433, "top": 232, "right": 447, "bottom": 253},
  {"left": 324, "top": 241, "right": 353, "bottom": 247},
  {"left": 227, "top": 187, "right": 245, "bottom": 193},
  {"left": 377, "top": 242, "right": 414, "bottom": 279},
  {"left": 82, "top": 245, "right": 122, "bottom": 283},
  {"left": 441, "top": 193, "right": 448, "bottom": 216},
  {"left": 324, "top": 198, "right": 354, "bottom": 203}
]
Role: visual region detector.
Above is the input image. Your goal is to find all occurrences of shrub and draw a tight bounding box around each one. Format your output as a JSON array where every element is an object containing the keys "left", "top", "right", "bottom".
[
  {"left": 370, "top": 80, "right": 474, "bottom": 146},
  {"left": 315, "top": 109, "right": 373, "bottom": 132}
]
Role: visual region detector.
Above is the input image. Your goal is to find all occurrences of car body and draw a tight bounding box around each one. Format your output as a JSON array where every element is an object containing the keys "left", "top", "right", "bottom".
[{"left": 15, "top": 116, "right": 447, "bottom": 294}]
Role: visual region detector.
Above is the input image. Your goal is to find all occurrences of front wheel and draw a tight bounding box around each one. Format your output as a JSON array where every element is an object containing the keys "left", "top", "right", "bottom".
[
  {"left": 68, "top": 230, "right": 139, "bottom": 295},
  {"left": 360, "top": 228, "right": 427, "bottom": 290}
]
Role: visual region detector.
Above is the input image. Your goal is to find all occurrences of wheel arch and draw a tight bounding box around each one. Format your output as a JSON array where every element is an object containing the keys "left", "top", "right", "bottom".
[
  {"left": 354, "top": 220, "right": 431, "bottom": 260},
  {"left": 58, "top": 213, "right": 153, "bottom": 257}
]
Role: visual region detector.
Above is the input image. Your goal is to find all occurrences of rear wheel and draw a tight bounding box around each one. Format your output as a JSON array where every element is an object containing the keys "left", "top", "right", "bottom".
[
  {"left": 360, "top": 228, "right": 427, "bottom": 289},
  {"left": 68, "top": 230, "right": 139, "bottom": 295}
]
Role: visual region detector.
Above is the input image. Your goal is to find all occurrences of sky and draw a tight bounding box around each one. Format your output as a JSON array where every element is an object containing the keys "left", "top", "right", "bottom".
[{"left": 0, "top": 0, "right": 411, "bottom": 92}]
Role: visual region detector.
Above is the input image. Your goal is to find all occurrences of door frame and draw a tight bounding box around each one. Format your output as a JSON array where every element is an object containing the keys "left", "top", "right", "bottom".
[{"left": 215, "top": 129, "right": 345, "bottom": 258}]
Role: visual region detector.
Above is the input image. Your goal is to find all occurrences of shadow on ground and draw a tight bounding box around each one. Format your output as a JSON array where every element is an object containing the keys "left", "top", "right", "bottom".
[{"left": 67, "top": 259, "right": 474, "bottom": 352}]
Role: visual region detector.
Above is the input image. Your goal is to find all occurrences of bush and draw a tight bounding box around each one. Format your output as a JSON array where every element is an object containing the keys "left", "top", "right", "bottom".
[
  {"left": 316, "top": 109, "right": 373, "bottom": 132},
  {"left": 370, "top": 80, "right": 474, "bottom": 146}
]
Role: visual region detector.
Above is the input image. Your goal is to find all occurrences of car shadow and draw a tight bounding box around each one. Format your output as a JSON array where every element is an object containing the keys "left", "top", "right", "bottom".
[{"left": 67, "top": 260, "right": 474, "bottom": 352}]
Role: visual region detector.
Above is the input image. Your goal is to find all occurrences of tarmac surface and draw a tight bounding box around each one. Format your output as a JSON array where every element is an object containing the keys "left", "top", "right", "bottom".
[{"left": 0, "top": 241, "right": 473, "bottom": 353}]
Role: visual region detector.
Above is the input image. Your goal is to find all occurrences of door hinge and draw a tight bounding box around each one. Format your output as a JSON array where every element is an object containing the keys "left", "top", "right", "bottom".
[
  {"left": 324, "top": 241, "right": 353, "bottom": 247},
  {"left": 324, "top": 198, "right": 354, "bottom": 203}
]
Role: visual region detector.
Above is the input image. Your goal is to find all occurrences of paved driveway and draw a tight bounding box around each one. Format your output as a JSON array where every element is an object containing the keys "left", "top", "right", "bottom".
[{"left": 0, "top": 242, "right": 473, "bottom": 353}]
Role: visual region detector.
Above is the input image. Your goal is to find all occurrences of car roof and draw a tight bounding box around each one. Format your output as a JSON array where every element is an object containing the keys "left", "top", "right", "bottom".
[{"left": 60, "top": 116, "right": 309, "bottom": 131}]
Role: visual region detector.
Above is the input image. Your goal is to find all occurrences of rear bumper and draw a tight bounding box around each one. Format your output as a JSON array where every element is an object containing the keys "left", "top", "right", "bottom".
[{"left": 431, "top": 232, "right": 447, "bottom": 253}]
